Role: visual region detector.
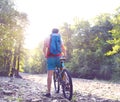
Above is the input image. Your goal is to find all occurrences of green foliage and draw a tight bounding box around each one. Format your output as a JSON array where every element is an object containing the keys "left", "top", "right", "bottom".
[
  {"left": 24, "top": 43, "right": 46, "bottom": 74},
  {"left": 106, "top": 7, "right": 120, "bottom": 55},
  {"left": 60, "top": 23, "right": 74, "bottom": 60},
  {"left": 60, "top": 13, "right": 117, "bottom": 80},
  {"left": 110, "top": 54, "right": 120, "bottom": 81},
  {"left": 0, "top": 0, "right": 28, "bottom": 76}
]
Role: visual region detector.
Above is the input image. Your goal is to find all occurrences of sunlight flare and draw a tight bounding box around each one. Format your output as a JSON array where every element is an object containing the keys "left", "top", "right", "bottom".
[{"left": 15, "top": 0, "right": 120, "bottom": 49}]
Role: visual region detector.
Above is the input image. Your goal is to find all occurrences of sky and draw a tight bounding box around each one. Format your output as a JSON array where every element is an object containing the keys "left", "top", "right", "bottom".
[{"left": 14, "top": 0, "right": 120, "bottom": 49}]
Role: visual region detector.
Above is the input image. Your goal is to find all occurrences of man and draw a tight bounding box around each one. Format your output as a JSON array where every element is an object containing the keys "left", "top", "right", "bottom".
[{"left": 43, "top": 28, "right": 66, "bottom": 97}]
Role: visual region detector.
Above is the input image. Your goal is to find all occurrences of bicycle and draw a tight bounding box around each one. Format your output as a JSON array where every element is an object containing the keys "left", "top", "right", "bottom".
[{"left": 53, "top": 56, "right": 73, "bottom": 100}]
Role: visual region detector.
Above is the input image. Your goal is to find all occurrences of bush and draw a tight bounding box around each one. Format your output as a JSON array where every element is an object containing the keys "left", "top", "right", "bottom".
[{"left": 98, "top": 65, "right": 112, "bottom": 80}]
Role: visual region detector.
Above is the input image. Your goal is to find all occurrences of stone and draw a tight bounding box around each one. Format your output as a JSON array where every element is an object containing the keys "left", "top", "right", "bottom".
[{"left": 3, "top": 90, "right": 13, "bottom": 95}]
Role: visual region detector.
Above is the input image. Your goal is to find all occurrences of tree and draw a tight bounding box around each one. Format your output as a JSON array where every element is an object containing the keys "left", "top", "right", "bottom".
[
  {"left": 24, "top": 42, "right": 46, "bottom": 74},
  {"left": 0, "top": 0, "right": 28, "bottom": 76},
  {"left": 60, "top": 23, "right": 74, "bottom": 60},
  {"left": 106, "top": 7, "right": 120, "bottom": 55},
  {"left": 106, "top": 7, "right": 120, "bottom": 80},
  {"left": 63, "top": 15, "right": 114, "bottom": 80}
]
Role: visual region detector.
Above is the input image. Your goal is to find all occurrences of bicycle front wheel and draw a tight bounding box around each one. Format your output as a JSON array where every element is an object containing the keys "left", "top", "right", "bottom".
[
  {"left": 62, "top": 69, "right": 73, "bottom": 100},
  {"left": 53, "top": 69, "right": 60, "bottom": 93}
]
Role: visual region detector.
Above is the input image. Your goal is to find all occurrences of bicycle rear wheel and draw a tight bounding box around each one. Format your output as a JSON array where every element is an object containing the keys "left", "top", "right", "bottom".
[
  {"left": 62, "top": 69, "right": 73, "bottom": 100},
  {"left": 53, "top": 69, "right": 60, "bottom": 93}
]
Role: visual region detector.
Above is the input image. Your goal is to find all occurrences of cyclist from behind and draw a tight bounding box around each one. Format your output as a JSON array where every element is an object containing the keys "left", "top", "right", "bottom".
[{"left": 43, "top": 28, "right": 66, "bottom": 97}]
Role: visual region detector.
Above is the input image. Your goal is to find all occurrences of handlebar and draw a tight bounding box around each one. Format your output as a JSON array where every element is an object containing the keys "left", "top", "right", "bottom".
[{"left": 60, "top": 56, "right": 66, "bottom": 61}]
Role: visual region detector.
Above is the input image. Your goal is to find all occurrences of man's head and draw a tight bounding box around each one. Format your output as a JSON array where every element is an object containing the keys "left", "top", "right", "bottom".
[{"left": 52, "top": 28, "right": 59, "bottom": 33}]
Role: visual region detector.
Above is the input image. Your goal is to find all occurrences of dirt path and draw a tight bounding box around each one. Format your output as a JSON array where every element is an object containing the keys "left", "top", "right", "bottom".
[
  {"left": 73, "top": 78, "right": 120, "bottom": 101},
  {"left": 0, "top": 73, "right": 120, "bottom": 102},
  {"left": 21, "top": 73, "right": 120, "bottom": 101}
]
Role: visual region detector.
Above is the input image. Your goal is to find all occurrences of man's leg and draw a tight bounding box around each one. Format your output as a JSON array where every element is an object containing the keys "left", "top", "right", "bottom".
[
  {"left": 47, "top": 70, "right": 53, "bottom": 93},
  {"left": 43, "top": 57, "right": 55, "bottom": 97}
]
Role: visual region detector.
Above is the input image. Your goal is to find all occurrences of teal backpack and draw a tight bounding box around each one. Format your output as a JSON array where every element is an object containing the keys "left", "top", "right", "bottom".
[{"left": 49, "top": 33, "right": 62, "bottom": 55}]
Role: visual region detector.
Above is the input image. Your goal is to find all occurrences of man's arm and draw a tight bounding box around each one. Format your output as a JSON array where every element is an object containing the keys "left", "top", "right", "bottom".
[{"left": 43, "top": 40, "right": 48, "bottom": 58}]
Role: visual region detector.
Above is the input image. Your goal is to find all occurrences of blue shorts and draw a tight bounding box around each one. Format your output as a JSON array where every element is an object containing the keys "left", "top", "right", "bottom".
[{"left": 47, "top": 56, "right": 61, "bottom": 70}]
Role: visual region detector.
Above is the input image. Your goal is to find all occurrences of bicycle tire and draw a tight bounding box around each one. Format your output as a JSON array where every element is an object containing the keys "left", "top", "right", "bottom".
[
  {"left": 62, "top": 69, "right": 73, "bottom": 100},
  {"left": 53, "top": 69, "right": 60, "bottom": 93}
]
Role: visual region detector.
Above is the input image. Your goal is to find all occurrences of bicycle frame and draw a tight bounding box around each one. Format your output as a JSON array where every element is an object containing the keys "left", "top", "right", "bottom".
[
  {"left": 54, "top": 57, "right": 66, "bottom": 85},
  {"left": 57, "top": 58, "right": 66, "bottom": 80},
  {"left": 53, "top": 57, "right": 73, "bottom": 100}
]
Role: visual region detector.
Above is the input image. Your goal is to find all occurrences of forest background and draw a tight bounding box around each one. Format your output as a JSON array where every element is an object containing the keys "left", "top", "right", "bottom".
[{"left": 0, "top": 0, "right": 120, "bottom": 81}]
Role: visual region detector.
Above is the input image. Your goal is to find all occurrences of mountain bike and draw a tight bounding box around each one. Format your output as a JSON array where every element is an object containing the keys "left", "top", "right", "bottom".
[{"left": 53, "top": 56, "right": 73, "bottom": 100}]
